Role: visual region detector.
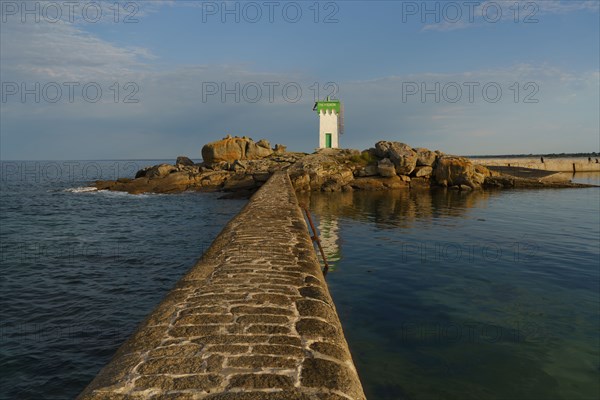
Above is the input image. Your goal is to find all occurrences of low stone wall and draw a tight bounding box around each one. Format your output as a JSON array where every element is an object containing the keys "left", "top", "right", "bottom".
[
  {"left": 79, "top": 171, "right": 365, "bottom": 400},
  {"left": 472, "top": 157, "right": 600, "bottom": 172}
]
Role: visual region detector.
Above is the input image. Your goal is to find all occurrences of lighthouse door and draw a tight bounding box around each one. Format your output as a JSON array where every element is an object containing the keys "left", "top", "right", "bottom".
[{"left": 325, "top": 133, "right": 332, "bottom": 148}]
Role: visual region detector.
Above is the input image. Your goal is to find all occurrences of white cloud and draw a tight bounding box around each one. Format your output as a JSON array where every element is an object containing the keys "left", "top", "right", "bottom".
[
  {"left": 1, "top": 17, "right": 598, "bottom": 159},
  {"left": 1, "top": 20, "right": 154, "bottom": 82},
  {"left": 539, "top": 0, "right": 600, "bottom": 14},
  {"left": 422, "top": 0, "right": 599, "bottom": 32}
]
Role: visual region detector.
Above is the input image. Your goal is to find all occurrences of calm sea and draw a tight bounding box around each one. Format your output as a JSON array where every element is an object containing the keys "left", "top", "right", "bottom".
[
  {"left": 299, "top": 172, "right": 600, "bottom": 400},
  {"left": 1, "top": 161, "right": 598, "bottom": 400}
]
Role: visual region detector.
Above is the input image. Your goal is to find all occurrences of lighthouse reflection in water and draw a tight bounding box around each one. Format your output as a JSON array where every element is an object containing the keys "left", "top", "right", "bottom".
[{"left": 317, "top": 215, "right": 341, "bottom": 270}]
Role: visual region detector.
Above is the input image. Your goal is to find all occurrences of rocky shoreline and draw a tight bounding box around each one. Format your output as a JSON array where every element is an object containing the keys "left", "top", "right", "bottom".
[{"left": 94, "top": 136, "right": 594, "bottom": 196}]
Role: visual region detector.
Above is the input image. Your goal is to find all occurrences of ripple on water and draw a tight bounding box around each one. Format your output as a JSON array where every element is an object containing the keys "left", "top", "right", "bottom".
[{"left": 1, "top": 161, "right": 246, "bottom": 399}]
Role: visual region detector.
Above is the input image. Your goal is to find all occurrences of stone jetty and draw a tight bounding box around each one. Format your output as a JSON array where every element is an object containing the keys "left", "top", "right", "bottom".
[
  {"left": 473, "top": 156, "right": 600, "bottom": 173},
  {"left": 79, "top": 172, "right": 365, "bottom": 400}
]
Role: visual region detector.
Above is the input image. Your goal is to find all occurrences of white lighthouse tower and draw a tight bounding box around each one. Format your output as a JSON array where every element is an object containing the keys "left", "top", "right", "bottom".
[{"left": 313, "top": 97, "right": 344, "bottom": 149}]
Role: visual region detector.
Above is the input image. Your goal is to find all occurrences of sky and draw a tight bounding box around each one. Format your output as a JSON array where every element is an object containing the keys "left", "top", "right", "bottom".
[{"left": 0, "top": 0, "right": 599, "bottom": 160}]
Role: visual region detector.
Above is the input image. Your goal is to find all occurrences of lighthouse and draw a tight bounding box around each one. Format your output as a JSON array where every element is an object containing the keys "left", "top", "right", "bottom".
[{"left": 313, "top": 97, "right": 344, "bottom": 149}]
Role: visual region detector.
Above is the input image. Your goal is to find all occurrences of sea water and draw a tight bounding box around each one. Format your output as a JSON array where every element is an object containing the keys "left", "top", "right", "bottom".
[
  {"left": 1, "top": 161, "right": 598, "bottom": 399},
  {"left": 0, "top": 160, "right": 246, "bottom": 398},
  {"left": 299, "top": 174, "right": 600, "bottom": 400}
]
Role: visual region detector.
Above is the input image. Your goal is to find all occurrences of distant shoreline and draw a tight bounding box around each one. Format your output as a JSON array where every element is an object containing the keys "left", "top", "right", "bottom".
[
  {"left": 470, "top": 156, "right": 600, "bottom": 173},
  {"left": 466, "top": 153, "right": 599, "bottom": 159}
]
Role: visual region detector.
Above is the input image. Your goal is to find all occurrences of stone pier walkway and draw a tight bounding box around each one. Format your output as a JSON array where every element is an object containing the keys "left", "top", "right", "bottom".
[{"left": 79, "top": 172, "right": 365, "bottom": 400}]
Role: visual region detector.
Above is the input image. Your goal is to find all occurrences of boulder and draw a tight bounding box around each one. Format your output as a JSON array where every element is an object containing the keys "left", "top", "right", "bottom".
[
  {"left": 223, "top": 175, "right": 257, "bottom": 191},
  {"left": 200, "top": 171, "right": 230, "bottom": 187},
  {"left": 202, "top": 136, "right": 273, "bottom": 163},
  {"left": 374, "top": 141, "right": 417, "bottom": 175},
  {"left": 415, "top": 148, "right": 437, "bottom": 166},
  {"left": 365, "top": 148, "right": 379, "bottom": 160},
  {"left": 318, "top": 167, "right": 353, "bottom": 192},
  {"left": 374, "top": 141, "right": 392, "bottom": 158},
  {"left": 433, "top": 156, "right": 485, "bottom": 189},
  {"left": 247, "top": 139, "right": 274, "bottom": 159},
  {"left": 409, "top": 177, "right": 431, "bottom": 189},
  {"left": 151, "top": 171, "right": 196, "bottom": 193},
  {"left": 377, "top": 158, "right": 396, "bottom": 177},
  {"left": 350, "top": 176, "right": 408, "bottom": 190},
  {"left": 350, "top": 177, "right": 386, "bottom": 190},
  {"left": 256, "top": 139, "right": 270, "bottom": 148},
  {"left": 289, "top": 172, "right": 310, "bottom": 191},
  {"left": 412, "top": 165, "right": 433, "bottom": 177},
  {"left": 356, "top": 165, "right": 378, "bottom": 177},
  {"left": 175, "top": 156, "right": 195, "bottom": 167},
  {"left": 383, "top": 175, "right": 408, "bottom": 189},
  {"left": 211, "top": 161, "right": 230, "bottom": 171},
  {"left": 389, "top": 144, "right": 417, "bottom": 175},
  {"left": 231, "top": 159, "right": 247, "bottom": 172},
  {"left": 273, "top": 144, "right": 287, "bottom": 154},
  {"left": 178, "top": 164, "right": 202, "bottom": 174},
  {"left": 202, "top": 137, "right": 246, "bottom": 163},
  {"left": 135, "top": 164, "right": 177, "bottom": 179},
  {"left": 134, "top": 167, "right": 151, "bottom": 179},
  {"left": 474, "top": 164, "right": 492, "bottom": 177}
]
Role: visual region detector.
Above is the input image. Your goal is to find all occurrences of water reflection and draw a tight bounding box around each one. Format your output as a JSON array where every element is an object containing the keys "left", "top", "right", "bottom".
[
  {"left": 298, "top": 186, "right": 600, "bottom": 400},
  {"left": 298, "top": 188, "right": 495, "bottom": 230},
  {"left": 570, "top": 171, "right": 600, "bottom": 185},
  {"left": 297, "top": 189, "right": 496, "bottom": 271},
  {"left": 318, "top": 215, "right": 341, "bottom": 266}
]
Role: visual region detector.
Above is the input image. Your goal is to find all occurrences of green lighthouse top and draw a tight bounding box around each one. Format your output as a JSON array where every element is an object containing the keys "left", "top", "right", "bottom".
[{"left": 313, "top": 96, "right": 341, "bottom": 114}]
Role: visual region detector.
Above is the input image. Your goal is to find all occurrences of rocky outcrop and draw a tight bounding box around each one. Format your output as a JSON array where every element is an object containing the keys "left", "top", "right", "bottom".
[
  {"left": 201, "top": 135, "right": 274, "bottom": 163},
  {"left": 288, "top": 153, "right": 354, "bottom": 192},
  {"left": 96, "top": 147, "right": 306, "bottom": 195},
  {"left": 94, "top": 137, "right": 588, "bottom": 195},
  {"left": 482, "top": 174, "right": 591, "bottom": 189},
  {"left": 433, "top": 156, "right": 486, "bottom": 189}
]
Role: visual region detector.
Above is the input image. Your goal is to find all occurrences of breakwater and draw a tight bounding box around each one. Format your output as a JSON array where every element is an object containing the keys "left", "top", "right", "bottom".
[
  {"left": 79, "top": 171, "right": 365, "bottom": 399},
  {"left": 472, "top": 157, "right": 600, "bottom": 172}
]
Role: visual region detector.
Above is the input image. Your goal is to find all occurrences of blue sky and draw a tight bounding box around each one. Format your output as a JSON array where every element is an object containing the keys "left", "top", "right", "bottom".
[{"left": 1, "top": 0, "right": 599, "bottom": 160}]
